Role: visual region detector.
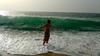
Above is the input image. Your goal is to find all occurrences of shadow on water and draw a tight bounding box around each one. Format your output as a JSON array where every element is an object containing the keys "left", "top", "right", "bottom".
[{"left": 34, "top": 38, "right": 42, "bottom": 41}]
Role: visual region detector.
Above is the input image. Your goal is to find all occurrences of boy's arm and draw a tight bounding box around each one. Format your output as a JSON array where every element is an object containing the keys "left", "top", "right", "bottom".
[{"left": 37, "top": 25, "right": 45, "bottom": 30}]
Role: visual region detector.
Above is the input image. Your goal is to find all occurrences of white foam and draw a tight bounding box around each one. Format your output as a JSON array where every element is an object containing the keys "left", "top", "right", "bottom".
[
  {"left": 36, "top": 45, "right": 48, "bottom": 54},
  {"left": 0, "top": 29, "right": 100, "bottom": 56}
]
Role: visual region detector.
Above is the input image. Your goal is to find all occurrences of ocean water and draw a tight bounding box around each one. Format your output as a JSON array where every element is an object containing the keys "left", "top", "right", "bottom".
[{"left": 0, "top": 11, "right": 100, "bottom": 56}]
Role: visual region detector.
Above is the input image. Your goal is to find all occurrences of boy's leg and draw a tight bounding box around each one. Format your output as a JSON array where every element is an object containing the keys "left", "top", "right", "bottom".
[
  {"left": 43, "top": 38, "right": 49, "bottom": 45},
  {"left": 43, "top": 38, "right": 45, "bottom": 45},
  {"left": 46, "top": 38, "right": 49, "bottom": 44},
  {"left": 43, "top": 41, "right": 45, "bottom": 45}
]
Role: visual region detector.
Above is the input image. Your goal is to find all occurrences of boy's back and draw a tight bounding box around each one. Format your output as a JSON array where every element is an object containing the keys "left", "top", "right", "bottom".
[{"left": 43, "top": 23, "right": 51, "bottom": 33}]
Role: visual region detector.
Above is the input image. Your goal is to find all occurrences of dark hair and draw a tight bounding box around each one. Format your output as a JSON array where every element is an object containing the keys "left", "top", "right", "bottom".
[{"left": 47, "top": 20, "right": 51, "bottom": 23}]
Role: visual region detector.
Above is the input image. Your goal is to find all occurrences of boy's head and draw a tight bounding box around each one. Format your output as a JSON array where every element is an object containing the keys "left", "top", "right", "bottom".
[{"left": 47, "top": 20, "right": 51, "bottom": 24}]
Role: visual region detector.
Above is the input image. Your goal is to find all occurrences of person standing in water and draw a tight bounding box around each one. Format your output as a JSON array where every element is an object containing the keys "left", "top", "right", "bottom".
[{"left": 37, "top": 20, "right": 56, "bottom": 45}]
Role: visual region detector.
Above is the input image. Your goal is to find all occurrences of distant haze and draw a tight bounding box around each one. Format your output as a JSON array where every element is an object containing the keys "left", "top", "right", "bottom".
[{"left": 0, "top": 0, "right": 100, "bottom": 13}]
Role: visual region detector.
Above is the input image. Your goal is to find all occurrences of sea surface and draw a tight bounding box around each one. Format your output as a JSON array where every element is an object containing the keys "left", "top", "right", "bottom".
[{"left": 0, "top": 11, "right": 100, "bottom": 56}]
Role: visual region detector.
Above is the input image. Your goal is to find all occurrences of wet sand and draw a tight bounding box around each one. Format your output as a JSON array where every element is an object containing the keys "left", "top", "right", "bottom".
[{"left": 0, "top": 50, "right": 68, "bottom": 56}]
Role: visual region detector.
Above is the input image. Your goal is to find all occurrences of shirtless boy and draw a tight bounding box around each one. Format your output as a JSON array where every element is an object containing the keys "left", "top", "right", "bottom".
[{"left": 37, "top": 20, "right": 56, "bottom": 45}]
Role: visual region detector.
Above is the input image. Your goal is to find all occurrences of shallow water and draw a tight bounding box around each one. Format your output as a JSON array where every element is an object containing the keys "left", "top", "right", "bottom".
[{"left": 0, "top": 28, "right": 100, "bottom": 56}]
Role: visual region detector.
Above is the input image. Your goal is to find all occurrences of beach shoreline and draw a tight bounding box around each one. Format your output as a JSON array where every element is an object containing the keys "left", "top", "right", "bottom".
[{"left": 0, "top": 50, "right": 68, "bottom": 56}]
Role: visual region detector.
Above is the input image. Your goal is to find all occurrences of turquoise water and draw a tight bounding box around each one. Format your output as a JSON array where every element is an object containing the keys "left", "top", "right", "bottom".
[{"left": 0, "top": 15, "right": 100, "bottom": 31}]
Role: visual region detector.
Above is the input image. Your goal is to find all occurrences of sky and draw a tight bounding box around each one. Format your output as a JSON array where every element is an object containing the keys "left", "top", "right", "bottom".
[{"left": 0, "top": 0, "right": 100, "bottom": 13}]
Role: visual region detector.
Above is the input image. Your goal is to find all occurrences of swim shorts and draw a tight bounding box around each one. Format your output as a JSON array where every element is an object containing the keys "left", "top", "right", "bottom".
[{"left": 44, "top": 32, "right": 50, "bottom": 38}]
